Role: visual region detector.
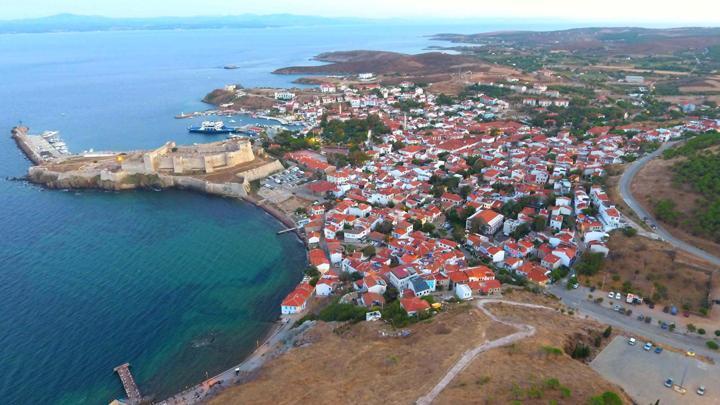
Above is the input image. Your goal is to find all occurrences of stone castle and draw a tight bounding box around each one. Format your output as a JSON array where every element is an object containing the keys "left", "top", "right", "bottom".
[{"left": 121, "top": 138, "right": 255, "bottom": 175}]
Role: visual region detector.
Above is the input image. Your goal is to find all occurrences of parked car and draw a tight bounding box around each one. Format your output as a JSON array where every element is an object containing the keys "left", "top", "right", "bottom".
[
  {"left": 655, "top": 346, "right": 663, "bottom": 354},
  {"left": 644, "top": 342, "right": 653, "bottom": 351},
  {"left": 697, "top": 386, "right": 706, "bottom": 396},
  {"left": 686, "top": 350, "right": 696, "bottom": 357},
  {"left": 664, "top": 378, "right": 673, "bottom": 388},
  {"left": 615, "top": 292, "right": 622, "bottom": 300},
  {"left": 628, "top": 337, "right": 637, "bottom": 346},
  {"left": 613, "top": 304, "right": 622, "bottom": 311},
  {"left": 608, "top": 291, "right": 615, "bottom": 299}
]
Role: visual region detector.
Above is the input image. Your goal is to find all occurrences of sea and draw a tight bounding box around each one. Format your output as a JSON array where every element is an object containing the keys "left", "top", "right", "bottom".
[{"left": 0, "top": 21, "right": 563, "bottom": 404}]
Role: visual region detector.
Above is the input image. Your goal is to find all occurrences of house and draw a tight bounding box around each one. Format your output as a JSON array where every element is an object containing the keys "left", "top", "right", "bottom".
[
  {"left": 487, "top": 246, "right": 505, "bottom": 263},
  {"left": 550, "top": 215, "right": 564, "bottom": 231},
  {"left": 359, "top": 275, "right": 384, "bottom": 296},
  {"left": 455, "top": 283, "right": 473, "bottom": 300},
  {"left": 359, "top": 292, "right": 385, "bottom": 308},
  {"left": 400, "top": 297, "right": 431, "bottom": 316},
  {"left": 388, "top": 267, "right": 414, "bottom": 291},
  {"left": 281, "top": 283, "right": 313, "bottom": 314},
  {"left": 477, "top": 279, "right": 502, "bottom": 295},
  {"left": 408, "top": 276, "right": 432, "bottom": 297},
  {"left": 309, "top": 248, "right": 330, "bottom": 273},
  {"left": 466, "top": 209, "right": 504, "bottom": 235},
  {"left": 315, "top": 277, "right": 337, "bottom": 296},
  {"left": 307, "top": 232, "right": 321, "bottom": 245},
  {"left": 392, "top": 221, "right": 414, "bottom": 239},
  {"left": 541, "top": 253, "right": 562, "bottom": 270}
]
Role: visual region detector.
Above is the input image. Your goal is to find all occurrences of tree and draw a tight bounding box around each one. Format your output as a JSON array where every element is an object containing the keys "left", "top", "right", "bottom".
[
  {"left": 533, "top": 215, "right": 547, "bottom": 231},
  {"left": 362, "top": 245, "right": 376, "bottom": 257},
  {"left": 511, "top": 223, "right": 531, "bottom": 240},
  {"left": 304, "top": 266, "right": 321, "bottom": 278},
  {"left": 575, "top": 253, "right": 604, "bottom": 276}
]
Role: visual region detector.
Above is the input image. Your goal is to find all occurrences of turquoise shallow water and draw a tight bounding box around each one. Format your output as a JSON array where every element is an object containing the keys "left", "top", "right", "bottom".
[
  {"left": 0, "top": 187, "right": 306, "bottom": 403},
  {"left": 0, "top": 22, "right": 565, "bottom": 404}
]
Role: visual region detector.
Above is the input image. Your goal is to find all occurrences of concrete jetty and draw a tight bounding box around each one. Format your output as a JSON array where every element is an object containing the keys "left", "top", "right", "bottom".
[
  {"left": 113, "top": 363, "right": 142, "bottom": 404},
  {"left": 11, "top": 126, "right": 71, "bottom": 164}
]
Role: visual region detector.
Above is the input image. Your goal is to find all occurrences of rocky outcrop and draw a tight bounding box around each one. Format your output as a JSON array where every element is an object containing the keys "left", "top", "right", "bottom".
[{"left": 27, "top": 166, "right": 167, "bottom": 191}]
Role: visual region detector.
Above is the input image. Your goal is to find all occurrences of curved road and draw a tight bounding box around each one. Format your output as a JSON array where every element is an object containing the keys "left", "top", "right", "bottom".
[
  {"left": 416, "top": 299, "right": 554, "bottom": 405},
  {"left": 619, "top": 142, "right": 720, "bottom": 267}
]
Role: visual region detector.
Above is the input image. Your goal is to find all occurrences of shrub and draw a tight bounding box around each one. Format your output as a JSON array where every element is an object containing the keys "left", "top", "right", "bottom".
[
  {"left": 560, "top": 386, "right": 572, "bottom": 398},
  {"left": 715, "top": 329, "right": 720, "bottom": 337},
  {"left": 544, "top": 378, "right": 560, "bottom": 390},
  {"left": 603, "top": 326, "right": 613, "bottom": 338},
  {"left": 542, "top": 346, "right": 563, "bottom": 355},
  {"left": 687, "top": 323, "right": 697, "bottom": 333},
  {"left": 698, "top": 328, "right": 706, "bottom": 335},
  {"left": 570, "top": 344, "right": 591, "bottom": 359},
  {"left": 622, "top": 227, "right": 638, "bottom": 237},
  {"left": 589, "top": 391, "right": 623, "bottom": 405},
  {"left": 707, "top": 341, "right": 719, "bottom": 350},
  {"left": 318, "top": 301, "right": 367, "bottom": 323}
]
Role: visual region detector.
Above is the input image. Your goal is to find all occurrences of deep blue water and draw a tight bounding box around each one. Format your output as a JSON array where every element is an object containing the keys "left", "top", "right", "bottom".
[{"left": 0, "top": 23, "right": 524, "bottom": 404}]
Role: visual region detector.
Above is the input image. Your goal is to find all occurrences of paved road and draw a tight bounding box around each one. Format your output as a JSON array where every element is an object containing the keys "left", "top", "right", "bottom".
[
  {"left": 416, "top": 299, "right": 554, "bottom": 405},
  {"left": 619, "top": 142, "right": 720, "bottom": 267},
  {"left": 550, "top": 284, "right": 718, "bottom": 361}
]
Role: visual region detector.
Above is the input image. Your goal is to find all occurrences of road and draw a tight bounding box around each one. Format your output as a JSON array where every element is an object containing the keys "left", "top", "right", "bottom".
[
  {"left": 549, "top": 284, "right": 719, "bottom": 361},
  {"left": 416, "top": 299, "right": 554, "bottom": 405},
  {"left": 618, "top": 142, "right": 720, "bottom": 267}
]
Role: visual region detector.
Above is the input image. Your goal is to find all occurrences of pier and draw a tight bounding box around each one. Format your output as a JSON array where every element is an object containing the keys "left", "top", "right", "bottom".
[
  {"left": 277, "top": 226, "right": 298, "bottom": 235},
  {"left": 113, "top": 363, "right": 142, "bottom": 404},
  {"left": 11, "top": 126, "right": 71, "bottom": 164}
]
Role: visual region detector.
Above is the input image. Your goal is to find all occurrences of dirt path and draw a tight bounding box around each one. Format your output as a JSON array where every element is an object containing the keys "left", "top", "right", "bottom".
[{"left": 416, "top": 299, "right": 555, "bottom": 405}]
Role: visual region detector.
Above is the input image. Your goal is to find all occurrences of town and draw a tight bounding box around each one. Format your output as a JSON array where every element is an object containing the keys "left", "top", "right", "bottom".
[{"left": 261, "top": 73, "right": 718, "bottom": 323}]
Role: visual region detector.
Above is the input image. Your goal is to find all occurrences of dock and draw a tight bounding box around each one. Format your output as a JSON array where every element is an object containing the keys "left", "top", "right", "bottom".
[
  {"left": 113, "top": 363, "right": 142, "bottom": 404},
  {"left": 277, "top": 227, "right": 298, "bottom": 235},
  {"left": 11, "top": 126, "right": 71, "bottom": 164}
]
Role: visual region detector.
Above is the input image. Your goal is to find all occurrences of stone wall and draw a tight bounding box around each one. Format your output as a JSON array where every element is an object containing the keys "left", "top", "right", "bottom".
[{"left": 236, "top": 160, "right": 285, "bottom": 183}]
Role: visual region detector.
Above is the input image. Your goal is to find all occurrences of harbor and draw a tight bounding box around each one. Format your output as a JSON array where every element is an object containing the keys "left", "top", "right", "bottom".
[{"left": 11, "top": 126, "right": 71, "bottom": 164}]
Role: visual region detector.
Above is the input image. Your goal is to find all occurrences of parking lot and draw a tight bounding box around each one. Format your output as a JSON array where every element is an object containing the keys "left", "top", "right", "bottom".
[{"left": 591, "top": 336, "right": 720, "bottom": 404}]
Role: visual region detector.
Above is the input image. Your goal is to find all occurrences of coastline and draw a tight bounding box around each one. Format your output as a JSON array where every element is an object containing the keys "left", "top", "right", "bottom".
[
  {"left": 159, "top": 315, "right": 314, "bottom": 404},
  {"left": 11, "top": 127, "right": 311, "bottom": 402}
]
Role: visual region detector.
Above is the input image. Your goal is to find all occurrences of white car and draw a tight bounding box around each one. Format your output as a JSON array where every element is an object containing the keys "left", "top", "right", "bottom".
[
  {"left": 608, "top": 291, "right": 615, "bottom": 299},
  {"left": 628, "top": 337, "right": 637, "bottom": 345},
  {"left": 697, "top": 386, "right": 706, "bottom": 396},
  {"left": 615, "top": 292, "right": 622, "bottom": 300}
]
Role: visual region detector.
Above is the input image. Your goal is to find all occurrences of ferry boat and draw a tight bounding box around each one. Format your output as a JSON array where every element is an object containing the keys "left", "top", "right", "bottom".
[
  {"left": 175, "top": 112, "right": 193, "bottom": 119},
  {"left": 188, "top": 121, "right": 241, "bottom": 135}
]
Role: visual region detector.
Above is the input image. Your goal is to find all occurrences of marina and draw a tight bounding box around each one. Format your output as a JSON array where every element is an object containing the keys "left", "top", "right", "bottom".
[{"left": 11, "top": 126, "right": 71, "bottom": 164}]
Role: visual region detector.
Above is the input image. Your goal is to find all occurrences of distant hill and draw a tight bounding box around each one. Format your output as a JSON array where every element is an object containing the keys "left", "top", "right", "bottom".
[
  {"left": 0, "top": 13, "right": 372, "bottom": 34},
  {"left": 433, "top": 27, "right": 720, "bottom": 55}
]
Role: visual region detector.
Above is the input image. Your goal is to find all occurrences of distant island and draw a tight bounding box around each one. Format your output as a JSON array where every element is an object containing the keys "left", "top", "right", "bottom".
[{"left": 0, "top": 13, "right": 373, "bottom": 34}]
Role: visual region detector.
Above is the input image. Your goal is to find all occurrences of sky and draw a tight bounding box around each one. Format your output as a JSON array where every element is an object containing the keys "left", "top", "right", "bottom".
[{"left": 1, "top": 0, "right": 720, "bottom": 25}]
